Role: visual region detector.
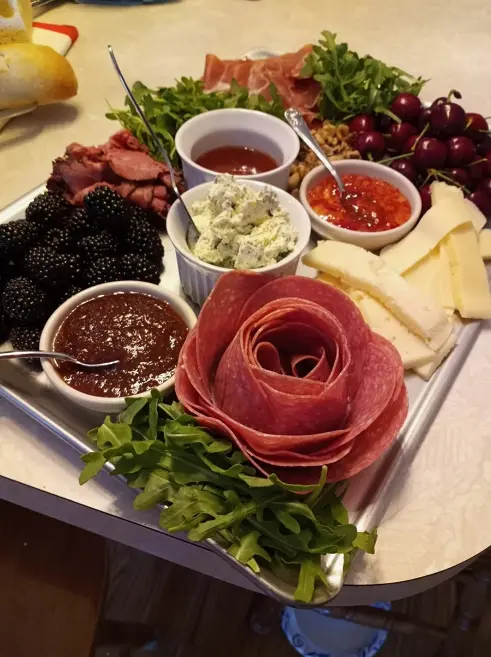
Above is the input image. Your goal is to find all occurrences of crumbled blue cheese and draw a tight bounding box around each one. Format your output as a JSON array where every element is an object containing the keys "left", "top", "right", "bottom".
[{"left": 190, "top": 175, "right": 297, "bottom": 270}]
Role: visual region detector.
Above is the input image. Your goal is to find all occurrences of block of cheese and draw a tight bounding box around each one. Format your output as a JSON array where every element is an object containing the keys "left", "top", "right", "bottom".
[
  {"left": 0, "top": 0, "right": 32, "bottom": 45},
  {"left": 303, "top": 241, "right": 452, "bottom": 350},
  {"left": 317, "top": 273, "right": 435, "bottom": 369},
  {"left": 479, "top": 229, "right": 491, "bottom": 260},
  {"left": 414, "top": 323, "right": 458, "bottom": 380},
  {"left": 403, "top": 249, "right": 441, "bottom": 305},
  {"left": 445, "top": 225, "right": 491, "bottom": 319},
  {"left": 430, "top": 181, "right": 486, "bottom": 232},
  {"left": 439, "top": 243, "right": 455, "bottom": 311},
  {"left": 381, "top": 197, "right": 473, "bottom": 274}
]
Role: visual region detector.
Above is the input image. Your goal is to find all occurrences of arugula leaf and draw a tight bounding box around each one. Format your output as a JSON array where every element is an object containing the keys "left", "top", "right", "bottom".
[
  {"left": 107, "top": 78, "right": 285, "bottom": 166},
  {"left": 80, "top": 392, "right": 377, "bottom": 603},
  {"left": 303, "top": 31, "right": 426, "bottom": 121}
]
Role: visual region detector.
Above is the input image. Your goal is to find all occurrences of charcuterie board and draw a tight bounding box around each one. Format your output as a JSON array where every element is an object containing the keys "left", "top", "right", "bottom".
[{"left": 0, "top": 181, "right": 483, "bottom": 606}]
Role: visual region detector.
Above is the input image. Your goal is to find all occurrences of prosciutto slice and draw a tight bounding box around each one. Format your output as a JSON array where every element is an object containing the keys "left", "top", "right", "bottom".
[
  {"left": 202, "top": 46, "right": 320, "bottom": 123},
  {"left": 175, "top": 271, "right": 407, "bottom": 484}
]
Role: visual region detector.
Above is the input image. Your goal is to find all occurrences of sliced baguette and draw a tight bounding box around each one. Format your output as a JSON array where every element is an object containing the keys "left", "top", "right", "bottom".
[{"left": 0, "top": 43, "right": 78, "bottom": 109}]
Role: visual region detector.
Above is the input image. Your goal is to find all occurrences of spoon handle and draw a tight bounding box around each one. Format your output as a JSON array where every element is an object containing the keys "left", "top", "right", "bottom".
[
  {"left": 284, "top": 108, "right": 345, "bottom": 193},
  {"left": 0, "top": 350, "right": 76, "bottom": 362}
]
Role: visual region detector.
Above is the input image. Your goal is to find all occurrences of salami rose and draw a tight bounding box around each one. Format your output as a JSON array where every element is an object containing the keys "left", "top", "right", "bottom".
[{"left": 175, "top": 271, "right": 407, "bottom": 483}]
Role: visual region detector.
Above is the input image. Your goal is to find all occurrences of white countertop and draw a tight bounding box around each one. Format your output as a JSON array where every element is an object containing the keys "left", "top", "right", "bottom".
[{"left": 1, "top": 0, "right": 491, "bottom": 603}]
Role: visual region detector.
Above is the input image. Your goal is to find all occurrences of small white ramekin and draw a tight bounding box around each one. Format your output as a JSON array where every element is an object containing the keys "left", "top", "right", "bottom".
[
  {"left": 175, "top": 108, "right": 300, "bottom": 190},
  {"left": 299, "top": 161, "right": 422, "bottom": 251},
  {"left": 40, "top": 281, "right": 197, "bottom": 414},
  {"left": 166, "top": 180, "right": 312, "bottom": 306}
]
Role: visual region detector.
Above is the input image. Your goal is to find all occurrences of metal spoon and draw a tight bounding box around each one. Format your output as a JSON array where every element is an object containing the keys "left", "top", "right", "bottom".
[
  {"left": 284, "top": 107, "right": 345, "bottom": 195},
  {"left": 0, "top": 351, "right": 119, "bottom": 369},
  {"left": 107, "top": 45, "right": 200, "bottom": 236}
]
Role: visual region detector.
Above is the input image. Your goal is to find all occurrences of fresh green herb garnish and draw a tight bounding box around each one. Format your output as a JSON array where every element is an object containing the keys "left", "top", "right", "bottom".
[
  {"left": 79, "top": 391, "right": 376, "bottom": 603},
  {"left": 302, "top": 31, "right": 426, "bottom": 121},
  {"left": 106, "top": 78, "right": 285, "bottom": 165}
]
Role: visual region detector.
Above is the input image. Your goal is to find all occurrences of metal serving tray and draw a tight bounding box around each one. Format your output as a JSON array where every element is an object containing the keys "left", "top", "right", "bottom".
[{"left": 0, "top": 183, "right": 482, "bottom": 606}]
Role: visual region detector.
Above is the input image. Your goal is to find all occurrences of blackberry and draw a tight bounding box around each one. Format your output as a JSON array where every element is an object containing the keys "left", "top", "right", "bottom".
[
  {"left": 58, "top": 285, "right": 84, "bottom": 305},
  {"left": 25, "top": 192, "right": 70, "bottom": 227},
  {"left": 43, "top": 227, "right": 74, "bottom": 252},
  {"left": 65, "top": 253, "right": 83, "bottom": 282},
  {"left": 0, "top": 222, "right": 30, "bottom": 259},
  {"left": 10, "top": 325, "right": 41, "bottom": 351},
  {"left": 119, "top": 254, "right": 161, "bottom": 284},
  {"left": 122, "top": 217, "right": 164, "bottom": 268},
  {"left": 127, "top": 204, "right": 161, "bottom": 228},
  {"left": 2, "top": 277, "right": 48, "bottom": 325},
  {"left": 24, "top": 247, "right": 71, "bottom": 288},
  {"left": 84, "top": 257, "right": 119, "bottom": 287},
  {"left": 79, "top": 231, "right": 118, "bottom": 259},
  {"left": 66, "top": 208, "right": 95, "bottom": 239},
  {"left": 0, "top": 308, "right": 9, "bottom": 343},
  {"left": 84, "top": 186, "right": 129, "bottom": 233}
]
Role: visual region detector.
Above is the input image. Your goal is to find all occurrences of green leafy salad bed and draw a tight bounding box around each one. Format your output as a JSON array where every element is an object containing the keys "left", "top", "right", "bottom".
[{"left": 80, "top": 391, "right": 376, "bottom": 603}]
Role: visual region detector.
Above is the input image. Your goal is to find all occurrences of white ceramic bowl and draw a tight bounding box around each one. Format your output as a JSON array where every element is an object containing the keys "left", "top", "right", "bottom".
[
  {"left": 167, "top": 180, "right": 312, "bottom": 306},
  {"left": 175, "top": 108, "right": 300, "bottom": 190},
  {"left": 299, "top": 161, "right": 422, "bottom": 251},
  {"left": 40, "top": 281, "right": 197, "bottom": 414}
]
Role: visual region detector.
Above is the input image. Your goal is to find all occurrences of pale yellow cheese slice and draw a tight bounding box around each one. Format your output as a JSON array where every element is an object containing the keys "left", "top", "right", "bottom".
[
  {"left": 303, "top": 241, "right": 452, "bottom": 350},
  {"left": 438, "top": 243, "right": 455, "bottom": 311},
  {"left": 0, "top": 0, "right": 32, "bottom": 45},
  {"left": 317, "top": 273, "right": 435, "bottom": 369},
  {"left": 403, "top": 249, "right": 441, "bottom": 305},
  {"left": 380, "top": 197, "right": 473, "bottom": 275},
  {"left": 445, "top": 225, "right": 491, "bottom": 319},
  {"left": 463, "top": 199, "right": 486, "bottom": 233},
  {"left": 414, "top": 322, "right": 458, "bottom": 380},
  {"left": 430, "top": 181, "right": 464, "bottom": 206},
  {"left": 479, "top": 229, "right": 491, "bottom": 260}
]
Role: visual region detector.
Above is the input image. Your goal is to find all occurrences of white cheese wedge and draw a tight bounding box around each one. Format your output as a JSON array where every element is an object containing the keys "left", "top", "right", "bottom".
[
  {"left": 0, "top": 0, "right": 32, "bottom": 45},
  {"left": 414, "top": 322, "right": 458, "bottom": 380},
  {"left": 444, "top": 225, "right": 491, "bottom": 319},
  {"left": 303, "top": 241, "right": 452, "bottom": 350},
  {"left": 479, "top": 229, "right": 491, "bottom": 260},
  {"left": 317, "top": 273, "right": 435, "bottom": 369},
  {"left": 462, "top": 199, "right": 486, "bottom": 233},
  {"left": 439, "top": 243, "right": 455, "bottom": 311},
  {"left": 380, "top": 197, "right": 473, "bottom": 274},
  {"left": 403, "top": 249, "right": 441, "bottom": 305}
]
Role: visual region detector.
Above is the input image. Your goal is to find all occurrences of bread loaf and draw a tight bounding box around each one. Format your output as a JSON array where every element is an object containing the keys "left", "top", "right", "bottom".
[{"left": 0, "top": 43, "right": 78, "bottom": 109}]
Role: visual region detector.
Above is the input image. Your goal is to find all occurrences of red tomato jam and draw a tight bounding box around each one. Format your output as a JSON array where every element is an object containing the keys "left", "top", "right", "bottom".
[{"left": 308, "top": 173, "right": 411, "bottom": 232}]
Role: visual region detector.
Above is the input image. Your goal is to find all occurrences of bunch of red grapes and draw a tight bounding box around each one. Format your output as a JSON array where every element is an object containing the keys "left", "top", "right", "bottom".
[{"left": 348, "top": 91, "right": 491, "bottom": 217}]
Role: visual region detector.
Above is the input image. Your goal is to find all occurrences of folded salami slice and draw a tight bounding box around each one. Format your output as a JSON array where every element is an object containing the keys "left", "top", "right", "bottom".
[{"left": 176, "top": 271, "right": 407, "bottom": 484}]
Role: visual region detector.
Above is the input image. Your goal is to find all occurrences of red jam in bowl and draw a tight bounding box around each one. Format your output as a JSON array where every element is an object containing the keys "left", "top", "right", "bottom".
[
  {"left": 308, "top": 173, "right": 411, "bottom": 232},
  {"left": 53, "top": 292, "right": 189, "bottom": 398},
  {"left": 195, "top": 145, "right": 278, "bottom": 175}
]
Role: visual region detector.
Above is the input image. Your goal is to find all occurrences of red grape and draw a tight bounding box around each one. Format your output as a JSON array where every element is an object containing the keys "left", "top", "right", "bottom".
[
  {"left": 468, "top": 156, "right": 489, "bottom": 184},
  {"left": 413, "top": 137, "right": 448, "bottom": 170},
  {"left": 477, "top": 178, "right": 491, "bottom": 200},
  {"left": 348, "top": 114, "right": 376, "bottom": 134},
  {"left": 390, "top": 159, "right": 417, "bottom": 183},
  {"left": 430, "top": 102, "right": 466, "bottom": 137},
  {"left": 356, "top": 131, "right": 386, "bottom": 159},
  {"left": 419, "top": 185, "right": 432, "bottom": 214},
  {"left": 468, "top": 190, "right": 491, "bottom": 217},
  {"left": 464, "top": 113, "right": 489, "bottom": 144},
  {"left": 387, "top": 122, "right": 418, "bottom": 152},
  {"left": 446, "top": 136, "right": 476, "bottom": 166},
  {"left": 390, "top": 93, "right": 422, "bottom": 123},
  {"left": 447, "top": 167, "right": 471, "bottom": 188},
  {"left": 477, "top": 134, "right": 491, "bottom": 156}
]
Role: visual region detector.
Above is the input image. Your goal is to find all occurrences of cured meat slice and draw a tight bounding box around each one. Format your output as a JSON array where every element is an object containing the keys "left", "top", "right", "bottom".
[
  {"left": 175, "top": 271, "right": 407, "bottom": 484},
  {"left": 202, "top": 46, "right": 320, "bottom": 122}
]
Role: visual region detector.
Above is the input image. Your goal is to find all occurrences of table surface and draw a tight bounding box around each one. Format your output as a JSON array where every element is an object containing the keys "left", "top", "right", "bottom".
[{"left": 1, "top": 0, "right": 491, "bottom": 603}]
